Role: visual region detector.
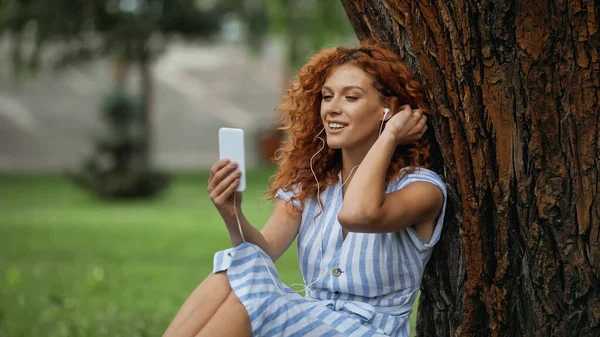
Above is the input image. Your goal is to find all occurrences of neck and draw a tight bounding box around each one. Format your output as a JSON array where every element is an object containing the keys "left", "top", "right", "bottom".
[
  {"left": 340, "top": 150, "right": 363, "bottom": 179},
  {"left": 340, "top": 131, "right": 379, "bottom": 183}
]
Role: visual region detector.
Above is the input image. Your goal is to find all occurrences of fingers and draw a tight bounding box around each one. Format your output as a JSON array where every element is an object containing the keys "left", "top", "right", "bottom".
[
  {"left": 411, "top": 107, "right": 424, "bottom": 118},
  {"left": 406, "top": 106, "right": 425, "bottom": 130},
  {"left": 390, "top": 105, "right": 429, "bottom": 142},
  {"left": 212, "top": 179, "right": 240, "bottom": 206},
  {"left": 208, "top": 159, "right": 243, "bottom": 207},
  {"left": 399, "top": 105, "right": 423, "bottom": 120},
  {"left": 208, "top": 160, "right": 238, "bottom": 191},
  {"left": 399, "top": 104, "right": 413, "bottom": 119},
  {"left": 417, "top": 113, "right": 427, "bottom": 127},
  {"left": 415, "top": 113, "right": 428, "bottom": 138},
  {"left": 210, "top": 169, "right": 241, "bottom": 201},
  {"left": 405, "top": 106, "right": 428, "bottom": 139},
  {"left": 392, "top": 105, "right": 418, "bottom": 128},
  {"left": 209, "top": 159, "right": 231, "bottom": 181}
]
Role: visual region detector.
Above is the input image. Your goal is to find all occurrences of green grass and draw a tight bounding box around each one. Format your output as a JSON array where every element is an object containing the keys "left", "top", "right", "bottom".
[{"left": 0, "top": 167, "right": 417, "bottom": 337}]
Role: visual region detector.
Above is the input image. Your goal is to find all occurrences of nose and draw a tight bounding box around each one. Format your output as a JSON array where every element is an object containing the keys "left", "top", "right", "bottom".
[{"left": 324, "top": 99, "right": 342, "bottom": 115}]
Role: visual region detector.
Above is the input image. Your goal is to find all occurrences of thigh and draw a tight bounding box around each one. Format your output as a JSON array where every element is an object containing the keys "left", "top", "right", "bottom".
[
  {"left": 163, "top": 272, "right": 232, "bottom": 337},
  {"left": 195, "top": 291, "right": 252, "bottom": 337}
]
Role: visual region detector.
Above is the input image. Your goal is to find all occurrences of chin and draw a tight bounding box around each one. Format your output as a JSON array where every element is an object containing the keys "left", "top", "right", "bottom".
[
  {"left": 327, "top": 142, "right": 343, "bottom": 149},
  {"left": 326, "top": 138, "right": 348, "bottom": 150}
]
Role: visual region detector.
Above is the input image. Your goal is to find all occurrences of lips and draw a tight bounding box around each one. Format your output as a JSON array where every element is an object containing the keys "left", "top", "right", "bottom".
[
  {"left": 326, "top": 121, "right": 348, "bottom": 132},
  {"left": 329, "top": 123, "right": 346, "bottom": 129}
]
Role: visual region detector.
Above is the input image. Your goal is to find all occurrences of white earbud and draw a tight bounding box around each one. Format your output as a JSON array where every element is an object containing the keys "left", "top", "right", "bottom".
[
  {"left": 383, "top": 108, "right": 390, "bottom": 120},
  {"left": 379, "top": 108, "right": 390, "bottom": 136}
]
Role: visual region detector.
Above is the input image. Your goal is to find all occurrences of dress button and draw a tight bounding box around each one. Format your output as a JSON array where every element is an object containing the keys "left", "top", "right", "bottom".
[{"left": 332, "top": 267, "right": 342, "bottom": 277}]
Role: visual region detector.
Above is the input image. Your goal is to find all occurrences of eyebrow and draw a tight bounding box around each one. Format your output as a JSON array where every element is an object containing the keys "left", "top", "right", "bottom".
[{"left": 322, "top": 85, "right": 367, "bottom": 94}]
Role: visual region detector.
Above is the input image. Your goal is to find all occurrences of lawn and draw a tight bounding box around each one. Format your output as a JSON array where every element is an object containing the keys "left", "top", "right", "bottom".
[{"left": 0, "top": 167, "right": 417, "bottom": 337}]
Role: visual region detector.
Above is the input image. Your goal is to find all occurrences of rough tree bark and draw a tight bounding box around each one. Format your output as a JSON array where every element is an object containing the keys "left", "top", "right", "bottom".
[{"left": 340, "top": 1, "right": 599, "bottom": 336}]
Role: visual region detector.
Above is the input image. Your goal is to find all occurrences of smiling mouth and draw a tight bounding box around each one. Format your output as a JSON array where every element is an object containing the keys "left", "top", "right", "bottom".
[{"left": 328, "top": 123, "right": 347, "bottom": 130}]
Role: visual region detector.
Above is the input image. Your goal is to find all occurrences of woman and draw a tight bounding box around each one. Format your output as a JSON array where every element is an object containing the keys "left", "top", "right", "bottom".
[{"left": 163, "top": 42, "right": 446, "bottom": 337}]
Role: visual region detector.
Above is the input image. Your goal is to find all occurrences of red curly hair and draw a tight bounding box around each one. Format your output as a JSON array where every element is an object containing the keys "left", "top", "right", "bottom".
[{"left": 266, "top": 42, "right": 431, "bottom": 209}]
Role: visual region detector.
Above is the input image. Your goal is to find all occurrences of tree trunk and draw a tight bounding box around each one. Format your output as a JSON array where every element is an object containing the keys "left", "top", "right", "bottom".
[
  {"left": 340, "top": 1, "right": 600, "bottom": 336},
  {"left": 138, "top": 42, "right": 153, "bottom": 168},
  {"left": 112, "top": 55, "right": 129, "bottom": 88}
]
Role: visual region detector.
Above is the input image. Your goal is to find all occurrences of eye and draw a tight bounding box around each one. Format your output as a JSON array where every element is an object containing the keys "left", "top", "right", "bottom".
[
  {"left": 322, "top": 94, "right": 333, "bottom": 101},
  {"left": 345, "top": 96, "right": 358, "bottom": 101}
]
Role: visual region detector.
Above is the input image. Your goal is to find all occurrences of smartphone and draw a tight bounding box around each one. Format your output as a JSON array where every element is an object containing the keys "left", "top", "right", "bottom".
[{"left": 218, "top": 127, "right": 246, "bottom": 192}]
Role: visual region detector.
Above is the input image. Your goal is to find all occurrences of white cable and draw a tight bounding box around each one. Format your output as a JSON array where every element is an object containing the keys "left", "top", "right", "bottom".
[
  {"left": 290, "top": 128, "right": 360, "bottom": 297},
  {"left": 231, "top": 121, "right": 380, "bottom": 298},
  {"left": 290, "top": 128, "right": 327, "bottom": 296},
  {"left": 289, "top": 166, "right": 358, "bottom": 296},
  {"left": 293, "top": 118, "right": 384, "bottom": 297},
  {"left": 233, "top": 189, "right": 285, "bottom": 295},
  {"left": 233, "top": 192, "right": 246, "bottom": 242}
]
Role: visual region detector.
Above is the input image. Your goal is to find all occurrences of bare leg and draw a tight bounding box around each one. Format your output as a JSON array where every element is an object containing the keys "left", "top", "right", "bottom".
[
  {"left": 163, "top": 272, "right": 232, "bottom": 337},
  {"left": 195, "top": 291, "right": 252, "bottom": 337}
]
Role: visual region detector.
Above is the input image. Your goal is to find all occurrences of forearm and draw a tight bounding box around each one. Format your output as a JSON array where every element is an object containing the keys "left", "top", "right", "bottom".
[
  {"left": 339, "top": 133, "right": 396, "bottom": 227},
  {"left": 222, "top": 211, "right": 271, "bottom": 256}
]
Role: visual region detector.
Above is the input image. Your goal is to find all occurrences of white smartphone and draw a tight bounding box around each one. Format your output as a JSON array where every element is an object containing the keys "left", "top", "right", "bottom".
[{"left": 218, "top": 127, "right": 246, "bottom": 192}]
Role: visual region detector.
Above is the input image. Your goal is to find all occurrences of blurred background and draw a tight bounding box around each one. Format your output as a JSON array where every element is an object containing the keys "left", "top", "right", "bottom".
[{"left": 0, "top": 1, "right": 417, "bottom": 336}]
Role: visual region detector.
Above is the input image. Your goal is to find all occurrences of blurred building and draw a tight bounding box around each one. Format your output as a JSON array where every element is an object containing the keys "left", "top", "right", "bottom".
[{"left": 0, "top": 38, "right": 285, "bottom": 172}]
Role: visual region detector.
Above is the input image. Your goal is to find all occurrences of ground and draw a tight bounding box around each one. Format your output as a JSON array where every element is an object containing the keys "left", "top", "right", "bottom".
[{"left": 0, "top": 167, "right": 418, "bottom": 337}]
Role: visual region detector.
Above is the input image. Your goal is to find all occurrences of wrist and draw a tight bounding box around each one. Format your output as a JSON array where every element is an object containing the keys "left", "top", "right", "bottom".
[
  {"left": 219, "top": 206, "right": 242, "bottom": 222},
  {"left": 379, "top": 130, "right": 398, "bottom": 146}
]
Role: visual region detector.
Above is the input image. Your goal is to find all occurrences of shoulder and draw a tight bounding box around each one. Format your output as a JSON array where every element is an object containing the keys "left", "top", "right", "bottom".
[
  {"left": 390, "top": 167, "right": 446, "bottom": 195},
  {"left": 275, "top": 185, "right": 303, "bottom": 211}
]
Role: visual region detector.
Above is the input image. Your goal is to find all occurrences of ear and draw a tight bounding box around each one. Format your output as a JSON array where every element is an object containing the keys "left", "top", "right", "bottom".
[
  {"left": 382, "top": 96, "right": 400, "bottom": 121},
  {"left": 383, "top": 108, "right": 391, "bottom": 121}
]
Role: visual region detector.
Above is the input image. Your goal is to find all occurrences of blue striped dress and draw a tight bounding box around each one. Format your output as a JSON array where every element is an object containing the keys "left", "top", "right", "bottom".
[{"left": 213, "top": 167, "right": 447, "bottom": 337}]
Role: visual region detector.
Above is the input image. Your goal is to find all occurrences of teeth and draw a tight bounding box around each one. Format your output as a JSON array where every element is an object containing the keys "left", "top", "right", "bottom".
[{"left": 329, "top": 123, "right": 347, "bottom": 129}]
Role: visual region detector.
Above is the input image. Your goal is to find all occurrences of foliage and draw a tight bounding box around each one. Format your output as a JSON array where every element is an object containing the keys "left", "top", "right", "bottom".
[
  {"left": 0, "top": 0, "right": 226, "bottom": 199},
  {"left": 1, "top": 0, "right": 224, "bottom": 71},
  {"left": 220, "top": 0, "right": 356, "bottom": 72},
  {"left": 67, "top": 89, "right": 171, "bottom": 199},
  {"left": 0, "top": 0, "right": 356, "bottom": 200}
]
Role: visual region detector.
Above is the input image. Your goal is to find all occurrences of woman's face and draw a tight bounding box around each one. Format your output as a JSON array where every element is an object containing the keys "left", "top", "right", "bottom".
[{"left": 320, "top": 64, "right": 385, "bottom": 150}]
